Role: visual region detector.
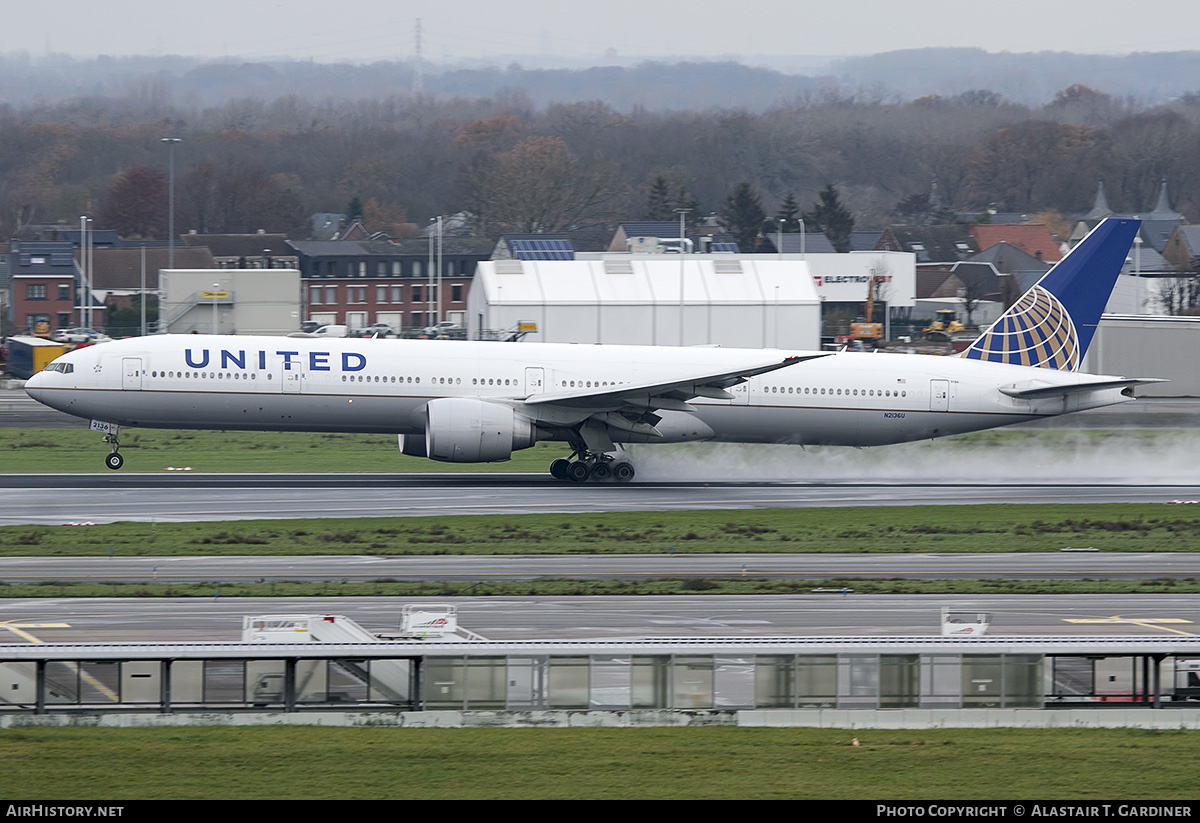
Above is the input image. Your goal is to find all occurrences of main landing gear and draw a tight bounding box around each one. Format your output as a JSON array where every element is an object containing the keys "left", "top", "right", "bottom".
[
  {"left": 549, "top": 453, "right": 635, "bottom": 483},
  {"left": 103, "top": 433, "right": 124, "bottom": 470}
]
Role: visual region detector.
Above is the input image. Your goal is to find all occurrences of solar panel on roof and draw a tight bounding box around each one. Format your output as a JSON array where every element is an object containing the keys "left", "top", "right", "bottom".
[{"left": 510, "top": 239, "right": 575, "bottom": 260}]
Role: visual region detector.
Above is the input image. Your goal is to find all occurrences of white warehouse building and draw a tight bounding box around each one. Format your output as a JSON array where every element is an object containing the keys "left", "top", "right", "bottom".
[{"left": 466, "top": 253, "right": 914, "bottom": 349}]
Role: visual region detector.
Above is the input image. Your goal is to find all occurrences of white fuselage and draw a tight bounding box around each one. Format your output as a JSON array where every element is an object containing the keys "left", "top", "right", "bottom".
[{"left": 24, "top": 335, "right": 1134, "bottom": 451}]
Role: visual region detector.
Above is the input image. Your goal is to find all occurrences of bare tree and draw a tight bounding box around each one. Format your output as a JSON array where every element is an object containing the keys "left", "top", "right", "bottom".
[{"left": 468, "top": 137, "right": 622, "bottom": 236}]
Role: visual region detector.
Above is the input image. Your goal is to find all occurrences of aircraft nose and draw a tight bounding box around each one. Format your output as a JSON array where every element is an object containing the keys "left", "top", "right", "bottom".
[{"left": 24, "top": 370, "right": 47, "bottom": 398}]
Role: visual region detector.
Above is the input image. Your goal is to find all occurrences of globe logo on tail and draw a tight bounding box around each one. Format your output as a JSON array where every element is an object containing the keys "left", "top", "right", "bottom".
[{"left": 962, "top": 285, "right": 1079, "bottom": 371}]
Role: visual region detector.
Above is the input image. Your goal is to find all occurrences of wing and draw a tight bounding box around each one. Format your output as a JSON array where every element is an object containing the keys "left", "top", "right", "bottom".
[
  {"left": 523, "top": 353, "right": 830, "bottom": 411},
  {"left": 516, "top": 352, "right": 829, "bottom": 448}
]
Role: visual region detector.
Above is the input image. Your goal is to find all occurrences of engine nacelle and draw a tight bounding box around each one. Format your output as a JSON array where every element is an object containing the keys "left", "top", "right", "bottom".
[
  {"left": 397, "top": 434, "right": 427, "bottom": 458},
  {"left": 424, "top": 397, "right": 535, "bottom": 463}
]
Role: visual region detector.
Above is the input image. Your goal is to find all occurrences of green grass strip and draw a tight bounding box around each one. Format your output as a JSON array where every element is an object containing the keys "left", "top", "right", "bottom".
[
  {"left": 4, "top": 577, "right": 1200, "bottom": 598},
  {"left": 4, "top": 504, "right": 1200, "bottom": 557},
  {"left": 1, "top": 727, "right": 1195, "bottom": 799}
]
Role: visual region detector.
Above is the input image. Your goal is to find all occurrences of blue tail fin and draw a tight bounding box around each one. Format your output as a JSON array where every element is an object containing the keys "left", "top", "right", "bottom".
[{"left": 961, "top": 217, "right": 1139, "bottom": 370}]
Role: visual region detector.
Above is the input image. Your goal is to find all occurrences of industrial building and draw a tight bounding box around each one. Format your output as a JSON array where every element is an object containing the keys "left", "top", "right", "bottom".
[{"left": 158, "top": 268, "right": 301, "bottom": 335}]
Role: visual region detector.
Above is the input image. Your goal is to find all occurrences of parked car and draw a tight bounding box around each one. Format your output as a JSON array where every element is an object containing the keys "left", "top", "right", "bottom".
[
  {"left": 421, "top": 321, "right": 462, "bottom": 338},
  {"left": 354, "top": 323, "right": 395, "bottom": 338},
  {"left": 311, "top": 324, "right": 349, "bottom": 338},
  {"left": 299, "top": 320, "right": 321, "bottom": 334},
  {"left": 52, "top": 328, "right": 112, "bottom": 344}
]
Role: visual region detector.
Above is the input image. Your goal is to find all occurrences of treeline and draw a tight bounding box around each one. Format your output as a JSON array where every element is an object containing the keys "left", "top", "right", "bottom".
[{"left": 3, "top": 79, "right": 1200, "bottom": 242}]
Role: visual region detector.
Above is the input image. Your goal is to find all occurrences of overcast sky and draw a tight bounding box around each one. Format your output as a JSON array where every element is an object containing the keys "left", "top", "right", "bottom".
[{"left": 5, "top": 0, "right": 1197, "bottom": 66}]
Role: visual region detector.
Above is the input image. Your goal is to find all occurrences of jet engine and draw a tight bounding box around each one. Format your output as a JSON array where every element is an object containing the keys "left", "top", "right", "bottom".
[{"left": 424, "top": 397, "right": 536, "bottom": 463}]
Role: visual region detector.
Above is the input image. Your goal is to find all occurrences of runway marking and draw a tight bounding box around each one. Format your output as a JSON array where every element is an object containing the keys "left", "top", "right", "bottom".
[
  {"left": 0, "top": 621, "right": 71, "bottom": 642},
  {"left": 0, "top": 622, "right": 118, "bottom": 702},
  {"left": 1063, "top": 616, "right": 1195, "bottom": 635}
]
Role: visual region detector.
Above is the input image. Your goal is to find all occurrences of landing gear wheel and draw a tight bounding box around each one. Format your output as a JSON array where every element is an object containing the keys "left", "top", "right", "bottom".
[
  {"left": 549, "top": 458, "right": 571, "bottom": 480},
  {"left": 566, "top": 461, "right": 591, "bottom": 483},
  {"left": 105, "top": 452, "right": 124, "bottom": 471},
  {"left": 612, "top": 461, "right": 635, "bottom": 482},
  {"left": 590, "top": 462, "right": 612, "bottom": 482}
]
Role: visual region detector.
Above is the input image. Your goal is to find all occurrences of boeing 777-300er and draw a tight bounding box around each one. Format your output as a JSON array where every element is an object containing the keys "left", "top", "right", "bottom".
[{"left": 25, "top": 218, "right": 1161, "bottom": 481}]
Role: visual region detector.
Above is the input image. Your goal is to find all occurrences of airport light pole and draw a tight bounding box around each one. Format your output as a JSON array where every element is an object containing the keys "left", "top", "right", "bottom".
[
  {"left": 85, "top": 216, "right": 93, "bottom": 329},
  {"left": 797, "top": 217, "right": 806, "bottom": 256},
  {"left": 78, "top": 215, "right": 87, "bottom": 327},
  {"left": 778, "top": 219, "right": 784, "bottom": 260},
  {"left": 436, "top": 215, "right": 443, "bottom": 325},
  {"left": 161, "top": 138, "right": 181, "bottom": 270},
  {"left": 213, "top": 283, "right": 219, "bottom": 334},
  {"left": 427, "top": 219, "right": 435, "bottom": 332},
  {"left": 675, "top": 207, "right": 691, "bottom": 346},
  {"left": 140, "top": 245, "right": 147, "bottom": 337}
]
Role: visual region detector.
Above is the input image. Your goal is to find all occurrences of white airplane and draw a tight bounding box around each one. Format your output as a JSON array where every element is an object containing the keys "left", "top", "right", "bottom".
[{"left": 25, "top": 218, "right": 1159, "bottom": 481}]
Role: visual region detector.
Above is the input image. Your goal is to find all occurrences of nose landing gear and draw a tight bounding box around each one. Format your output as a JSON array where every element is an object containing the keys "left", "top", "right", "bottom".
[{"left": 103, "top": 433, "right": 123, "bottom": 470}]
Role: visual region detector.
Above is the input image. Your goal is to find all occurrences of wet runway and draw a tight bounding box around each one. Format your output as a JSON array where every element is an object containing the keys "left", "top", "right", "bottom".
[{"left": 0, "top": 473, "right": 1197, "bottom": 525}]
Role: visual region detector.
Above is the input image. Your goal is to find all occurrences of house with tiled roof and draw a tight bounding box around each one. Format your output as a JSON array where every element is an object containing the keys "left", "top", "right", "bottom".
[
  {"left": 180, "top": 232, "right": 297, "bottom": 269},
  {"left": 7, "top": 241, "right": 85, "bottom": 332},
  {"left": 874, "top": 225, "right": 978, "bottom": 262},
  {"left": 969, "top": 242, "right": 1052, "bottom": 278},
  {"left": 85, "top": 246, "right": 217, "bottom": 297},
  {"left": 913, "top": 260, "right": 1011, "bottom": 328},
  {"left": 1162, "top": 226, "right": 1200, "bottom": 272},
  {"left": 969, "top": 223, "right": 1062, "bottom": 263}
]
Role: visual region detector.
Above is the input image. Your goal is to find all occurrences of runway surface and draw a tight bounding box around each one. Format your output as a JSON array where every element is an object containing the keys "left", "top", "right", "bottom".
[
  {"left": 2, "top": 594, "right": 1198, "bottom": 642},
  {"left": 1, "top": 473, "right": 1198, "bottom": 525},
  {"left": 5, "top": 552, "right": 1200, "bottom": 583}
]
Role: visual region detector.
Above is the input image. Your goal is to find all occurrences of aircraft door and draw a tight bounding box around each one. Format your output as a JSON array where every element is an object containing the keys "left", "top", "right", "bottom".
[
  {"left": 281, "top": 357, "right": 303, "bottom": 393},
  {"left": 929, "top": 379, "right": 949, "bottom": 412},
  {"left": 524, "top": 367, "right": 545, "bottom": 394},
  {"left": 121, "top": 357, "right": 143, "bottom": 390},
  {"left": 728, "top": 381, "right": 750, "bottom": 405}
]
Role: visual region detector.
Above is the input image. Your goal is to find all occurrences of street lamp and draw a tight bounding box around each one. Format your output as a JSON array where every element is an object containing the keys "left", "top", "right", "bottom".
[
  {"left": 436, "top": 215, "right": 443, "bottom": 325},
  {"left": 161, "top": 138, "right": 181, "bottom": 270},
  {"left": 427, "top": 218, "right": 436, "bottom": 332},
  {"left": 777, "top": 219, "right": 784, "bottom": 260},
  {"left": 675, "top": 207, "right": 691, "bottom": 346},
  {"left": 797, "top": 217, "right": 806, "bottom": 256}
]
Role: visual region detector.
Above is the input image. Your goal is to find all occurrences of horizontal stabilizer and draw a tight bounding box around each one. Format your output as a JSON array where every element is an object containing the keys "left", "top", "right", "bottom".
[{"left": 999, "top": 377, "right": 1167, "bottom": 399}]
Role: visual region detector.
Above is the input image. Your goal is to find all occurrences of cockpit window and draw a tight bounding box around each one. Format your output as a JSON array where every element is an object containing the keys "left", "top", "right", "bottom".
[{"left": 43, "top": 362, "right": 74, "bottom": 374}]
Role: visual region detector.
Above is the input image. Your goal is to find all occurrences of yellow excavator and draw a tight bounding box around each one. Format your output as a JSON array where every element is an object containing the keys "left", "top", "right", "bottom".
[
  {"left": 922, "top": 309, "right": 965, "bottom": 342},
  {"left": 848, "top": 272, "right": 884, "bottom": 343}
]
